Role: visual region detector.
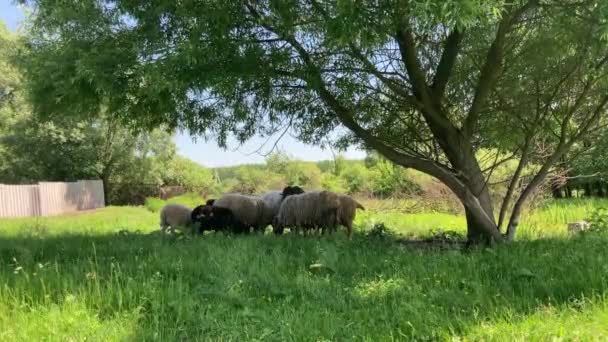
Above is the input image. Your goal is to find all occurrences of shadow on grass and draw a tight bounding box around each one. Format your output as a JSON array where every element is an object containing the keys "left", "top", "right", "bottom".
[{"left": 0, "top": 230, "right": 607, "bottom": 339}]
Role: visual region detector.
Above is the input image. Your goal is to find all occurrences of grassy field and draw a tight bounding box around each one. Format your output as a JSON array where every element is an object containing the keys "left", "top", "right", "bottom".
[{"left": 0, "top": 199, "right": 607, "bottom": 340}]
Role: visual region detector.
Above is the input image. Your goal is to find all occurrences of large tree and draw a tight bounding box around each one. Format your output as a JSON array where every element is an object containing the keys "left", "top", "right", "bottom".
[{"left": 19, "top": 0, "right": 608, "bottom": 242}]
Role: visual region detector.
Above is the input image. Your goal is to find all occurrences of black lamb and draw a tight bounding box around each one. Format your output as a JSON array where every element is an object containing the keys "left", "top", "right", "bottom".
[{"left": 190, "top": 204, "right": 247, "bottom": 234}]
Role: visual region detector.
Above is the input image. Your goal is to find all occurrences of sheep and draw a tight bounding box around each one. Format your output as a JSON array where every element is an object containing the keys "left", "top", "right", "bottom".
[
  {"left": 191, "top": 204, "right": 246, "bottom": 234},
  {"left": 273, "top": 190, "right": 341, "bottom": 236},
  {"left": 283, "top": 185, "right": 305, "bottom": 197},
  {"left": 213, "top": 193, "right": 274, "bottom": 233},
  {"left": 567, "top": 220, "right": 591, "bottom": 234},
  {"left": 159, "top": 203, "right": 194, "bottom": 235},
  {"left": 261, "top": 185, "right": 306, "bottom": 230},
  {"left": 333, "top": 194, "right": 365, "bottom": 238}
]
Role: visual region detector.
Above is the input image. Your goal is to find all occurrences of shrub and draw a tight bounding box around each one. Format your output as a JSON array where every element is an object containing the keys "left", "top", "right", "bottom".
[
  {"left": 588, "top": 207, "right": 608, "bottom": 234},
  {"left": 321, "top": 173, "right": 348, "bottom": 193}
]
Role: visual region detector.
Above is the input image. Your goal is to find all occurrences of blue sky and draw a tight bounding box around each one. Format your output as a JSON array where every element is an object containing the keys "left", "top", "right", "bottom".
[{"left": 0, "top": 1, "right": 365, "bottom": 167}]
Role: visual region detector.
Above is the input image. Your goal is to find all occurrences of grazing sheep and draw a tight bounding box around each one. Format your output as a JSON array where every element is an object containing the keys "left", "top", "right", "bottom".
[
  {"left": 213, "top": 193, "right": 274, "bottom": 233},
  {"left": 191, "top": 204, "right": 245, "bottom": 234},
  {"left": 261, "top": 191, "right": 284, "bottom": 218},
  {"left": 159, "top": 203, "right": 194, "bottom": 235},
  {"left": 274, "top": 191, "right": 340, "bottom": 235},
  {"left": 334, "top": 194, "right": 365, "bottom": 238},
  {"left": 262, "top": 186, "right": 306, "bottom": 230}
]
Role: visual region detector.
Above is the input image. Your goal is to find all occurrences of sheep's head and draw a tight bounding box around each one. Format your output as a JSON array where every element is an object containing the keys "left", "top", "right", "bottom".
[
  {"left": 191, "top": 205, "right": 215, "bottom": 221},
  {"left": 282, "top": 185, "right": 305, "bottom": 198},
  {"left": 206, "top": 199, "right": 216, "bottom": 206}
]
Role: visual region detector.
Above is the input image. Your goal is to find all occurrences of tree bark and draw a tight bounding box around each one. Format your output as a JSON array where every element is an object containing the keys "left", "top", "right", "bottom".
[
  {"left": 101, "top": 175, "right": 110, "bottom": 206},
  {"left": 584, "top": 182, "right": 593, "bottom": 197},
  {"left": 551, "top": 182, "right": 563, "bottom": 198},
  {"left": 598, "top": 181, "right": 606, "bottom": 198},
  {"left": 465, "top": 206, "right": 495, "bottom": 245},
  {"left": 565, "top": 184, "right": 572, "bottom": 198}
]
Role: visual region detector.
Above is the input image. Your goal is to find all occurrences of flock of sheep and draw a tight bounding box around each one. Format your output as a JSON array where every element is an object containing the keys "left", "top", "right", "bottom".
[{"left": 159, "top": 186, "right": 365, "bottom": 238}]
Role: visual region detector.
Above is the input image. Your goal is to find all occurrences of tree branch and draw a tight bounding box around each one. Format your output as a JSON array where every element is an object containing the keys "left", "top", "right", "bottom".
[
  {"left": 431, "top": 28, "right": 464, "bottom": 99},
  {"left": 464, "top": 0, "right": 539, "bottom": 137},
  {"left": 497, "top": 138, "right": 532, "bottom": 231}
]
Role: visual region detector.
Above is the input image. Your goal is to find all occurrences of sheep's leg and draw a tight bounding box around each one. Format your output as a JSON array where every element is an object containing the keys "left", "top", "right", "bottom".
[{"left": 345, "top": 222, "right": 353, "bottom": 239}]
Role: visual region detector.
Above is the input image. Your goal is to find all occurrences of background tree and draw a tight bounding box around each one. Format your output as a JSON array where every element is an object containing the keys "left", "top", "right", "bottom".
[{"left": 18, "top": 0, "right": 608, "bottom": 242}]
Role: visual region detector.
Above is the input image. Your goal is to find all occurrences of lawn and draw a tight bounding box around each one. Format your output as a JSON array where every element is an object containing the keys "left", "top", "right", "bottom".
[{"left": 0, "top": 199, "right": 607, "bottom": 340}]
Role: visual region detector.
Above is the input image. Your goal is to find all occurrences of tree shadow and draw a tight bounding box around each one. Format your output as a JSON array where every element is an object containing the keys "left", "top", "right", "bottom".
[{"left": 0, "top": 230, "right": 606, "bottom": 339}]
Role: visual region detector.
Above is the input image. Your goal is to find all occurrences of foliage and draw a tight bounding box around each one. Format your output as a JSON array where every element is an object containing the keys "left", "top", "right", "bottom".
[
  {"left": 368, "top": 159, "right": 421, "bottom": 197},
  {"left": 162, "top": 156, "right": 215, "bottom": 191},
  {"left": 320, "top": 173, "right": 348, "bottom": 193},
  {"left": 0, "top": 199, "right": 607, "bottom": 339},
  {"left": 588, "top": 207, "right": 608, "bottom": 235}
]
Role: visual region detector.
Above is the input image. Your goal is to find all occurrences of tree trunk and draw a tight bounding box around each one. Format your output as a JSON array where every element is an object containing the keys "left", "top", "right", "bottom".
[
  {"left": 101, "top": 175, "right": 110, "bottom": 206},
  {"left": 565, "top": 185, "right": 572, "bottom": 198},
  {"left": 584, "top": 182, "right": 593, "bottom": 197},
  {"left": 465, "top": 207, "right": 495, "bottom": 245},
  {"left": 551, "top": 183, "right": 563, "bottom": 198},
  {"left": 598, "top": 181, "right": 606, "bottom": 198}
]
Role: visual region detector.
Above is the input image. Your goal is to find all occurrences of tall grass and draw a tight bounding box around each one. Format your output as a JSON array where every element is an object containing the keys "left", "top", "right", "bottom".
[{"left": 0, "top": 199, "right": 606, "bottom": 340}]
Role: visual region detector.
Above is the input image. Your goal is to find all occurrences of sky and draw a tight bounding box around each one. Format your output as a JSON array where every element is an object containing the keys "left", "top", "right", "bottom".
[{"left": 0, "top": 1, "right": 366, "bottom": 167}]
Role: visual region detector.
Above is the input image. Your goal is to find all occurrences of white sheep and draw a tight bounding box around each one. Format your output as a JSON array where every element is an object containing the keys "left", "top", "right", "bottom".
[
  {"left": 159, "top": 203, "right": 194, "bottom": 235},
  {"left": 214, "top": 193, "right": 274, "bottom": 233},
  {"left": 274, "top": 191, "right": 341, "bottom": 235},
  {"left": 261, "top": 186, "right": 306, "bottom": 230}
]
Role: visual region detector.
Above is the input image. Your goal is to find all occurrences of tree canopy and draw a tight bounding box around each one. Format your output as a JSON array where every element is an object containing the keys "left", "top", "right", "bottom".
[{"left": 17, "top": 0, "right": 608, "bottom": 242}]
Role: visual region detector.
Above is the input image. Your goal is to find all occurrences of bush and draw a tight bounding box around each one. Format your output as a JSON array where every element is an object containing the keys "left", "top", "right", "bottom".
[
  {"left": 321, "top": 173, "right": 348, "bottom": 193},
  {"left": 368, "top": 160, "right": 421, "bottom": 197},
  {"left": 588, "top": 207, "right": 608, "bottom": 234}
]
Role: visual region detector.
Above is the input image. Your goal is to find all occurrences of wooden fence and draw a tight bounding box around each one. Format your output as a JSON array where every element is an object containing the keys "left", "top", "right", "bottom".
[{"left": 0, "top": 180, "right": 105, "bottom": 218}]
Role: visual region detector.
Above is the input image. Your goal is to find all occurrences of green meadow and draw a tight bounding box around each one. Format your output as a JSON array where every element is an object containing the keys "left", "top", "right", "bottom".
[{"left": 0, "top": 199, "right": 607, "bottom": 340}]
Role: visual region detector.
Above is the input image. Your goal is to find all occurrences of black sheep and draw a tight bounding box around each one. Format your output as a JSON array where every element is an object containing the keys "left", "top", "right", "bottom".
[
  {"left": 191, "top": 204, "right": 247, "bottom": 234},
  {"left": 282, "top": 185, "right": 305, "bottom": 198}
]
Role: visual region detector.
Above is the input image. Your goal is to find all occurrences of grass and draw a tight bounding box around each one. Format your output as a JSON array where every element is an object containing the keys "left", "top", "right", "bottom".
[{"left": 0, "top": 199, "right": 607, "bottom": 340}]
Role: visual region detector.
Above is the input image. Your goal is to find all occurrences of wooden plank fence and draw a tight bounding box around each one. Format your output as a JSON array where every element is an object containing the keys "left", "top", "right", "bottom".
[{"left": 0, "top": 180, "right": 105, "bottom": 218}]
